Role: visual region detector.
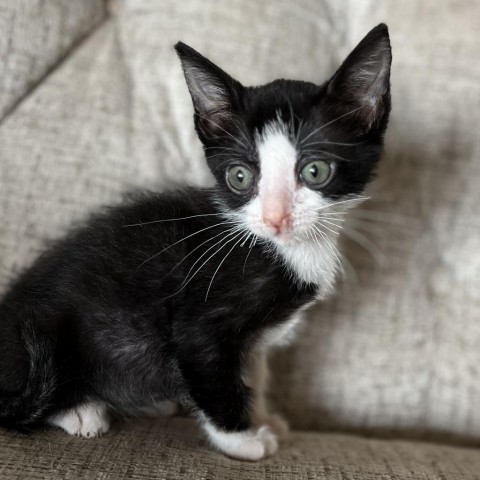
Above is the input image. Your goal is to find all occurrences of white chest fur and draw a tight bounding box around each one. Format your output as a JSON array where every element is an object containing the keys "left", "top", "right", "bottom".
[
  {"left": 276, "top": 239, "right": 340, "bottom": 298},
  {"left": 259, "top": 299, "right": 316, "bottom": 350}
]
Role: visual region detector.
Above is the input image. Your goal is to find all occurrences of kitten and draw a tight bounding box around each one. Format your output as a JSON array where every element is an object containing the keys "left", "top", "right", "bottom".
[{"left": 0, "top": 24, "right": 391, "bottom": 460}]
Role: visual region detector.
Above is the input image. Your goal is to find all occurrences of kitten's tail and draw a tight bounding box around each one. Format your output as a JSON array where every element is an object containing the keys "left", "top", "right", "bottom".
[{"left": 0, "top": 311, "right": 57, "bottom": 431}]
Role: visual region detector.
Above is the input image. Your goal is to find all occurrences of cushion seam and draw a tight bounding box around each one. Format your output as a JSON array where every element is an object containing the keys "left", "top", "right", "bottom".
[{"left": 0, "top": 4, "right": 110, "bottom": 127}]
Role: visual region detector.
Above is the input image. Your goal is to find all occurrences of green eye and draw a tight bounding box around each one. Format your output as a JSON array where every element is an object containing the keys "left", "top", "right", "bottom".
[
  {"left": 300, "top": 160, "right": 333, "bottom": 188},
  {"left": 226, "top": 165, "right": 254, "bottom": 192}
]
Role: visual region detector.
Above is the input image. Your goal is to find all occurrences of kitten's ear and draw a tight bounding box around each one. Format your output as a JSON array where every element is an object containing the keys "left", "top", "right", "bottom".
[
  {"left": 175, "top": 42, "right": 243, "bottom": 139},
  {"left": 326, "top": 24, "right": 391, "bottom": 134}
]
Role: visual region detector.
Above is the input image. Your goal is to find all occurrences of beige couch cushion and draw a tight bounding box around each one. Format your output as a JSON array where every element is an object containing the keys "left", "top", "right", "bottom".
[
  {"left": 1, "top": 418, "right": 480, "bottom": 480},
  {"left": 0, "top": 0, "right": 106, "bottom": 120},
  {"left": 1, "top": 0, "right": 480, "bottom": 443}
]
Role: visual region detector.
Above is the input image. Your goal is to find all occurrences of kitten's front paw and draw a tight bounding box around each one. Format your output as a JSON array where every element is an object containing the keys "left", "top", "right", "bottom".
[{"left": 203, "top": 422, "right": 278, "bottom": 461}]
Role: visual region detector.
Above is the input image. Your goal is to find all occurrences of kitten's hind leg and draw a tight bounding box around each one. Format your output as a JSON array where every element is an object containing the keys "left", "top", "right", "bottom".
[{"left": 48, "top": 402, "right": 110, "bottom": 438}]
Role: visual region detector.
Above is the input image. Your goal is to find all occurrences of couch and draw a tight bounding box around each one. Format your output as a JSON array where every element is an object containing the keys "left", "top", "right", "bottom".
[{"left": 1, "top": 1, "right": 480, "bottom": 478}]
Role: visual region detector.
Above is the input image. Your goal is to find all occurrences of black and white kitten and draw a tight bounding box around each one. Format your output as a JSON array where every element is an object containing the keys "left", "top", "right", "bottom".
[{"left": 0, "top": 24, "right": 391, "bottom": 460}]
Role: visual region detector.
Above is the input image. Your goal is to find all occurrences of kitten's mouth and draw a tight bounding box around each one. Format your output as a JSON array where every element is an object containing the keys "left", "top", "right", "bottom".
[{"left": 268, "top": 230, "right": 297, "bottom": 245}]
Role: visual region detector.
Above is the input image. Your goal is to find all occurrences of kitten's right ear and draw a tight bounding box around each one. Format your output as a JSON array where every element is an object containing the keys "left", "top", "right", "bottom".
[{"left": 175, "top": 42, "right": 243, "bottom": 139}]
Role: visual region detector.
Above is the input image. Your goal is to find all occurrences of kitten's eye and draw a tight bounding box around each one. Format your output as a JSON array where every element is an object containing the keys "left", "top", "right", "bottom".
[
  {"left": 226, "top": 165, "right": 254, "bottom": 192},
  {"left": 300, "top": 160, "right": 333, "bottom": 188}
]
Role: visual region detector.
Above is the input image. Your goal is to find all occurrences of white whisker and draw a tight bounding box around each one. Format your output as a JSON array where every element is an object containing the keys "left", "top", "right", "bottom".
[
  {"left": 124, "top": 213, "right": 225, "bottom": 227},
  {"left": 232, "top": 118, "right": 251, "bottom": 146},
  {"left": 136, "top": 221, "right": 232, "bottom": 269},
  {"left": 313, "top": 196, "right": 369, "bottom": 211},
  {"left": 205, "top": 231, "right": 250, "bottom": 300},
  {"left": 165, "top": 226, "right": 238, "bottom": 276},
  {"left": 345, "top": 217, "right": 388, "bottom": 236},
  {"left": 242, "top": 235, "right": 257, "bottom": 275},
  {"left": 317, "top": 221, "right": 340, "bottom": 236},
  {"left": 300, "top": 150, "right": 349, "bottom": 162},
  {"left": 342, "top": 226, "right": 385, "bottom": 264},
  {"left": 319, "top": 218, "right": 345, "bottom": 229},
  {"left": 300, "top": 107, "right": 361, "bottom": 145},
  {"left": 195, "top": 113, "right": 248, "bottom": 151},
  {"left": 311, "top": 225, "right": 341, "bottom": 261},
  {"left": 337, "top": 248, "right": 358, "bottom": 284},
  {"left": 301, "top": 140, "right": 363, "bottom": 149},
  {"left": 181, "top": 227, "right": 245, "bottom": 286},
  {"left": 170, "top": 229, "right": 246, "bottom": 298},
  {"left": 240, "top": 232, "right": 252, "bottom": 248},
  {"left": 206, "top": 152, "right": 245, "bottom": 161}
]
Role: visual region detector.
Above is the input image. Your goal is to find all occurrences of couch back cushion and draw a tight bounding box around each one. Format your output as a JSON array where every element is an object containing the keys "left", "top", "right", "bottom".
[{"left": 0, "top": 0, "right": 106, "bottom": 120}]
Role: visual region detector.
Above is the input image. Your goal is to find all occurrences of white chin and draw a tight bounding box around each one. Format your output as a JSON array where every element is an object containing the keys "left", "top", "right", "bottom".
[{"left": 268, "top": 232, "right": 299, "bottom": 245}]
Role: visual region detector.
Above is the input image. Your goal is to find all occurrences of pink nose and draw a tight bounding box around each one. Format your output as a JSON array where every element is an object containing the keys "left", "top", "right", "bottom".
[{"left": 263, "top": 212, "right": 292, "bottom": 234}]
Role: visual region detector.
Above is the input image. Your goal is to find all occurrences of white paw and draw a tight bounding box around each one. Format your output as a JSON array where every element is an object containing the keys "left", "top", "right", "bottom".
[
  {"left": 48, "top": 402, "right": 110, "bottom": 438},
  {"left": 203, "top": 420, "right": 278, "bottom": 461}
]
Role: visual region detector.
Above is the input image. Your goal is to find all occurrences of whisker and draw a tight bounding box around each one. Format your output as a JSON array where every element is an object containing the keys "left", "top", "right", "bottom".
[
  {"left": 313, "top": 196, "right": 370, "bottom": 211},
  {"left": 205, "top": 231, "right": 250, "bottom": 300},
  {"left": 170, "top": 229, "right": 246, "bottom": 298},
  {"left": 136, "top": 221, "right": 232, "bottom": 269},
  {"left": 240, "top": 232, "right": 252, "bottom": 248},
  {"left": 242, "top": 234, "right": 257, "bottom": 275},
  {"left": 305, "top": 228, "right": 315, "bottom": 243},
  {"left": 312, "top": 223, "right": 338, "bottom": 247},
  {"left": 124, "top": 213, "right": 226, "bottom": 227},
  {"left": 232, "top": 118, "right": 251, "bottom": 146},
  {"left": 341, "top": 226, "right": 385, "bottom": 264},
  {"left": 337, "top": 248, "right": 359, "bottom": 284},
  {"left": 345, "top": 217, "right": 388, "bottom": 236},
  {"left": 300, "top": 150, "right": 349, "bottom": 162},
  {"left": 317, "top": 221, "right": 340, "bottom": 236},
  {"left": 319, "top": 218, "right": 345, "bottom": 229},
  {"left": 300, "top": 107, "right": 361, "bottom": 145},
  {"left": 164, "top": 226, "right": 238, "bottom": 277},
  {"left": 317, "top": 213, "right": 349, "bottom": 220},
  {"left": 181, "top": 226, "right": 245, "bottom": 286},
  {"left": 311, "top": 225, "right": 341, "bottom": 261},
  {"left": 348, "top": 209, "right": 410, "bottom": 226},
  {"left": 301, "top": 140, "right": 363, "bottom": 149},
  {"left": 205, "top": 152, "right": 245, "bottom": 161},
  {"left": 213, "top": 156, "right": 248, "bottom": 172},
  {"left": 195, "top": 113, "right": 248, "bottom": 151},
  {"left": 203, "top": 145, "right": 237, "bottom": 150}
]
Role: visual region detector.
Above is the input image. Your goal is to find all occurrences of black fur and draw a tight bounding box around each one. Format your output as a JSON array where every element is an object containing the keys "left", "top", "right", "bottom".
[{"left": 0, "top": 24, "right": 391, "bottom": 434}]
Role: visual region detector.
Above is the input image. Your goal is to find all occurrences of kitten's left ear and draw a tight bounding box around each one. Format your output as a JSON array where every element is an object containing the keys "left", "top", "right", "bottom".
[
  {"left": 326, "top": 24, "right": 392, "bottom": 134},
  {"left": 175, "top": 42, "right": 243, "bottom": 140}
]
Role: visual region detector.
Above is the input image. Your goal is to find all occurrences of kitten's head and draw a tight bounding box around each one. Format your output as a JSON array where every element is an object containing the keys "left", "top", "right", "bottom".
[{"left": 175, "top": 24, "right": 391, "bottom": 251}]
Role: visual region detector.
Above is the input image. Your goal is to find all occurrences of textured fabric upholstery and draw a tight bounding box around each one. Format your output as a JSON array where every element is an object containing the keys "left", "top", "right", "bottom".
[
  {"left": 0, "top": 0, "right": 106, "bottom": 120},
  {"left": 1, "top": 0, "right": 480, "bottom": 477},
  {"left": 1, "top": 417, "right": 480, "bottom": 480}
]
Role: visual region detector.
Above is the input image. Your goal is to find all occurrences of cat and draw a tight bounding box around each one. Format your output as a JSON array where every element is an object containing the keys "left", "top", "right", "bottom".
[{"left": 0, "top": 24, "right": 391, "bottom": 460}]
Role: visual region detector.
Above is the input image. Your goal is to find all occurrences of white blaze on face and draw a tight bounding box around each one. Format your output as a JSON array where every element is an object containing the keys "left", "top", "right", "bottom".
[{"left": 254, "top": 124, "right": 297, "bottom": 236}]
